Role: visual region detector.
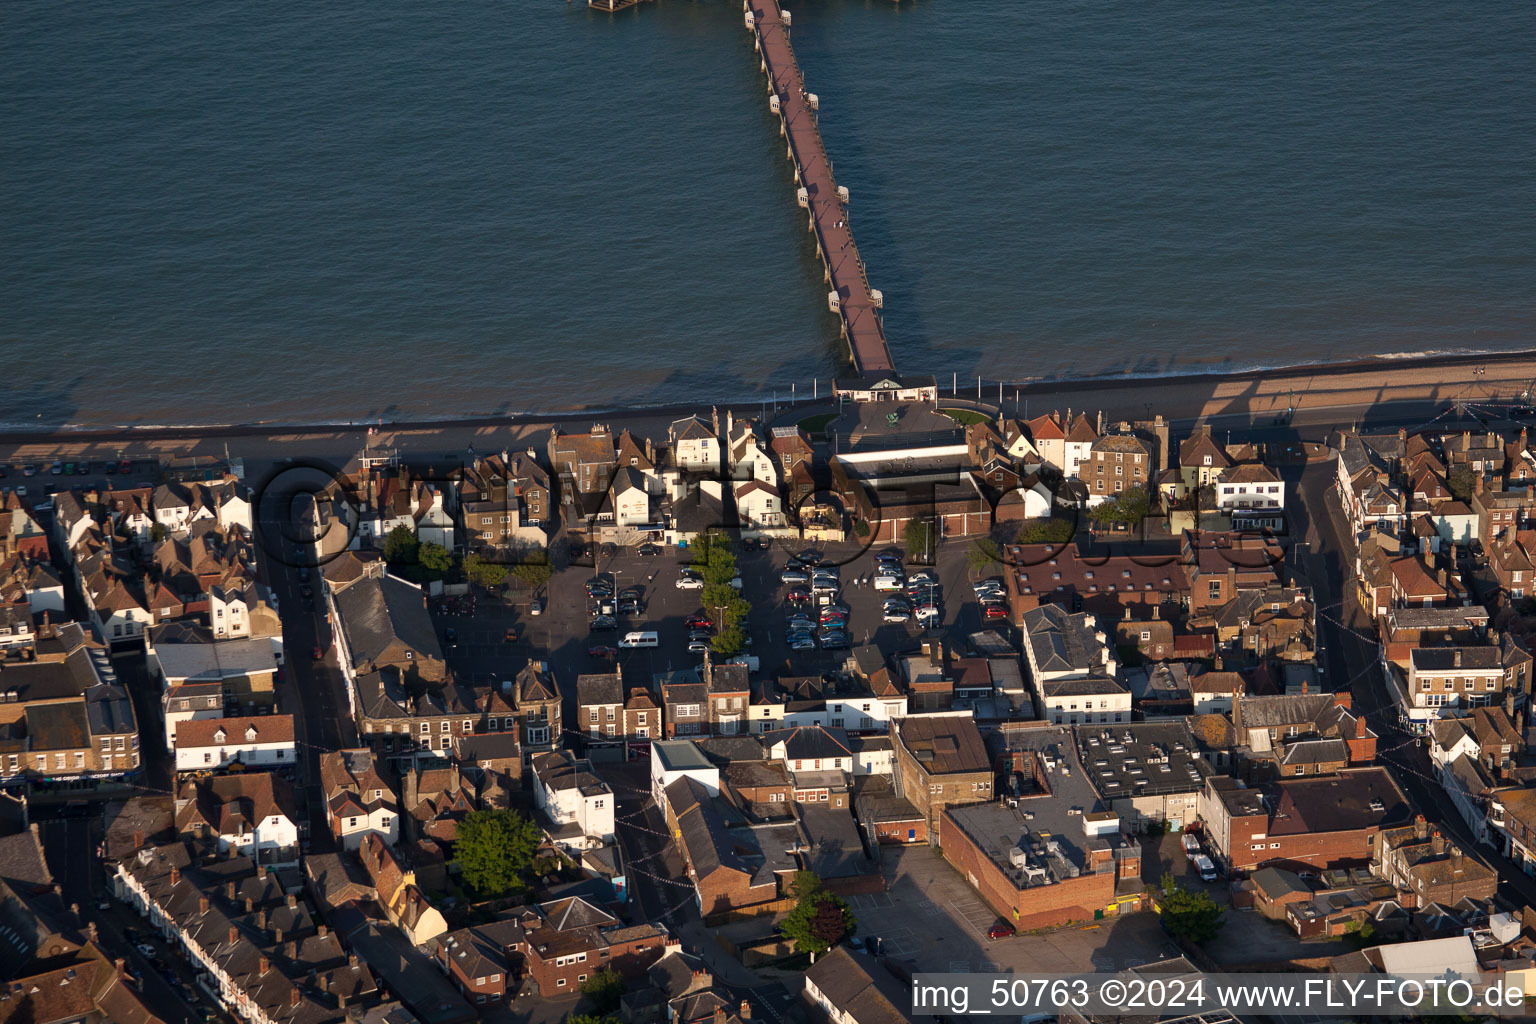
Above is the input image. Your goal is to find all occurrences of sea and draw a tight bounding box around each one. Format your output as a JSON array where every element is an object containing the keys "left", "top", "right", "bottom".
[{"left": 5, "top": 0, "right": 1535, "bottom": 429}]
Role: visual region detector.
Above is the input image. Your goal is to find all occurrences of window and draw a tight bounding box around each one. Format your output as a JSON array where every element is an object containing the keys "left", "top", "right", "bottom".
[
  {"left": 557, "top": 980, "right": 567, "bottom": 988},
  {"left": 74, "top": 752, "right": 85, "bottom": 768},
  {"left": 1140, "top": 630, "right": 1150, "bottom": 641},
  {"left": 204, "top": 753, "right": 213, "bottom": 764}
]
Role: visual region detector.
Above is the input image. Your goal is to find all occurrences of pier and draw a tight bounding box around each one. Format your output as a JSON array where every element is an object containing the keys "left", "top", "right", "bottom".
[{"left": 745, "top": 0, "right": 896, "bottom": 374}]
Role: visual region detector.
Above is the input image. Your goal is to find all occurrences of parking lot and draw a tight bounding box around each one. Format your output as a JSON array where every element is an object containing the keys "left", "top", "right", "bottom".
[
  {"left": 854, "top": 846, "right": 1178, "bottom": 974},
  {"left": 425, "top": 533, "right": 1016, "bottom": 747}
]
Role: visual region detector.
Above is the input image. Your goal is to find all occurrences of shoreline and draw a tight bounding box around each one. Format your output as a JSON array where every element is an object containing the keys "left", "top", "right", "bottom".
[{"left": 3, "top": 347, "right": 1534, "bottom": 446}]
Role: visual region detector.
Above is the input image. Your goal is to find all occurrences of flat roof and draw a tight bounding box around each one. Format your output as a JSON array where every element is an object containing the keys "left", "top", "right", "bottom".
[
  {"left": 652, "top": 739, "right": 714, "bottom": 773},
  {"left": 1078, "top": 722, "right": 1210, "bottom": 800}
]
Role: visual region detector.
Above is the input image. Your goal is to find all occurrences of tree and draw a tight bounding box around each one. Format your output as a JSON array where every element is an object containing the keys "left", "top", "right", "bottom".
[
  {"left": 510, "top": 551, "right": 553, "bottom": 591},
  {"left": 418, "top": 541, "right": 452, "bottom": 573},
  {"left": 383, "top": 525, "right": 418, "bottom": 564},
  {"left": 693, "top": 531, "right": 751, "bottom": 658},
  {"left": 566, "top": 1015, "right": 616, "bottom": 1024},
  {"left": 903, "top": 518, "right": 936, "bottom": 563},
  {"left": 1158, "top": 873, "right": 1225, "bottom": 944},
  {"left": 1089, "top": 487, "right": 1151, "bottom": 527},
  {"left": 966, "top": 538, "right": 1002, "bottom": 575},
  {"left": 1015, "top": 517, "right": 1075, "bottom": 545},
  {"left": 781, "top": 871, "right": 856, "bottom": 955},
  {"left": 579, "top": 968, "right": 624, "bottom": 1013},
  {"left": 149, "top": 522, "right": 167, "bottom": 543},
  {"left": 455, "top": 809, "right": 541, "bottom": 899},
  {"left": 463, "top": 552, "right": 508, "bottom": 588},
  {"left": 1447, "top": 464, "right": 1475, "bottom": 503}
]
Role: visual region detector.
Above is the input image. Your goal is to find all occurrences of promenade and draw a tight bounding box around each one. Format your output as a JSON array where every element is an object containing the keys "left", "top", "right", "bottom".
[{"left": 748, "top": 0, "right": 895, "bottom": 373}]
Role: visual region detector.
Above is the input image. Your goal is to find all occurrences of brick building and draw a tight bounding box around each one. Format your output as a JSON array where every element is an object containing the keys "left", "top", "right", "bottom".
[
  {"left": 1198, "top": 768, "right": 1412, "bottom": 873},
  {"left": 890, "top": 717, "right": 992, "bottom": 839}
]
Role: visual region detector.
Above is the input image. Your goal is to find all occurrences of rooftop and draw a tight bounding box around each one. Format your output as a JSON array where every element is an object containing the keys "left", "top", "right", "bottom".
[
  {"left": 894, "top": 716, "right": 990, "bottom": 776},
  {"left": 1078, "top": 722, "right": 1211, "bottom": 800}
]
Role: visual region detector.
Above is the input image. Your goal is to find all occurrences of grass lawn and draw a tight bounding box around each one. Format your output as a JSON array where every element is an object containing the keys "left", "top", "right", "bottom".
[
  {"left": 940, "top": 408, "right": 990, "bottom": 425},
  {"left": 797, "top": 413, "right": 837, "bottom": 437}
]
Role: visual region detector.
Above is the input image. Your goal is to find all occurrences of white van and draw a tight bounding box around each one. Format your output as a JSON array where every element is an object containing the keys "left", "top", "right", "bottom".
[
  {"left": 1192, "top": 854, "right": 1219, "bottom": 882},
  {"left": 620, "top": 631, "right": 659, "bottom": 648},
  {"left": 873, "top": 576, "right": 903, "bottom": 592}
]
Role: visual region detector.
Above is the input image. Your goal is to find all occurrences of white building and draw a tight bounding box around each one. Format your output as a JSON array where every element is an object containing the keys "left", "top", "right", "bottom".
[
  {"left": 416, "top": 486, "right": 455, "bottom": 549},
  {"left": 610, "top": 468, "right": 652, "bottom": 527},
  {"left": 531, "top": 750, "right": 615, "bottom": 852},
  {"left": 173, "top": 772, "right": 302, "bottom": 864},
  {"left": 174, "top": 714, "right": 297, "bottom": 774},
  {"left": 1021, "top": 605, "right": 1129, "bottom": 725},
  {"left": 650, "top": 739, "right": 720, "bottom": 811},
  {"left": 669, "top": 416, "right": 720, "bottom": 472},
  {"left": 734, "top": 480, "right": 784, "bottom": 528},
  {"left": 1215, "top": 463, "right": 1286, "bottom": 530},
  {"left": 727, "top": 418, "right": 778, "bottom": 486}
]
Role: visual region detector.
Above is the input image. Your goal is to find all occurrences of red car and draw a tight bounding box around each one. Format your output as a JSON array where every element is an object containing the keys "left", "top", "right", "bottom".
[
  {"left": 687, "top": 615, "right": 713, "bottom": 630},
  {"left": 987, "top": 921, "right": 1016, "bottom": 940},
  {"left": 786, "top": 588, "right": 812, "bottom": 604},
  {"left": 983, "top": 604, "right": 1009, "bottom": 620},
  {"left": 588, "top": 645, "right": 619, "bottom": 659}
]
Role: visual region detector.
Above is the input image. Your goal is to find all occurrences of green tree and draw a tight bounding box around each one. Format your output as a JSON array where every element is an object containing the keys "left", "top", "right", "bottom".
[
  {"left": 418, "top": 541, "right": 452, "bottom": 573},
  {"left": 579, "top": 968, "right": 625, "bottom": 1014},
  {"left": 566, "top": 1015, "right": 616, "bottom": 1024},
  {"left": 462, "top": 552, "right": 509, "bottom": 588},
  {"left": 966, "top": 538, "right": 1002, "bottom": 575},
  {"left": 149, "top": 522, "right": 167, "bottom": 543},
  {"left": 1446, "top": 464, "right": 1475, "bottom": 503},
  {"left": 693, "top": 531, "right": 751, "bottom": 658},
  {"left": 1089, "top": 487, "right": 1151, "bottom": 527},
  {"left": 1015, "top": 517, "right": 1075, "bottom": 545},
  {"left": 383, "top": 525, "right": 419, "bottom": 564},
  {"left": 455, "top": 809, "right": 541, "bottom": 899},
  {"left": 903, "top": 518, "right": 936, "bottom": 562},
  {"left": 1157, "top": 872, "right": 1225, "bottom": 944},
  {"left": 781, "top": 871, "right": 856, "bottom": 956},
  {"left": 511, "top": 551, "right": 553, "bottom": 591}
]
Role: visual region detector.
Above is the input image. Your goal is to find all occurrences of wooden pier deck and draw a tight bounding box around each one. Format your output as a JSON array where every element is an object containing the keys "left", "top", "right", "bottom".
[{"left": 747, "top": 0, "right": 896, "bottom": 374}]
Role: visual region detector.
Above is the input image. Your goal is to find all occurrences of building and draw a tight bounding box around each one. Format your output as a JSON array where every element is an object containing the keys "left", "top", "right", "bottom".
[
  {"left": 358, "top": 833, "right": 449, "bottom": 945},
  {"left": 531, "top": 750, "right": 615, "bottom": 852},
  {"left": 175, "top": 772, "right": 302, "bottom": 864},
  {"left": 650, "top": 739, "right": 719, "bottom": 813},
  {"left": 1004, "top": 541, "right": 1188, "bottom": 620},
  {"left": 1078, "top": 721, "right": 1210, "bottom": 832},
  {"left": 802, "top": 947, "right": 914, "bottom": 1024},
  {"left": 942, "top": 731, "right": 1142, "bottom": 931},
  {"left": 661, "top": 670, "right": 709, "bottom": 738},
  {"left": 173, "top": 714, "right": 296, "bottom": 775},
  {"left": 890, "top": 717, "right": 992, "bottom": 839},
  {"left": 1372, "top": 817, "right": 1498, "bottom": 909},
  {"left": 1198, "top": 769, "right": 1412, "bottom": 873},
  {"left": 664, "top": 776, "right": 779, "bottom": 916},
  {"left": 150, "top": 634, "right": 282, "bottom": 748},
  {"left": 577, "top": 671, "right": 625, "bottom": 748},
  {"left": 1019, "top": 605, "right": 1128, "bottom": 725},
  {"left": 1079, "top": 434, "right": 1154, "bottom": 506},
  {"left": 549, "top": 425, "right": 618, "bottom": 497},
  {"left": 318, "top": 748, "right": 399, "bottom": 850}
]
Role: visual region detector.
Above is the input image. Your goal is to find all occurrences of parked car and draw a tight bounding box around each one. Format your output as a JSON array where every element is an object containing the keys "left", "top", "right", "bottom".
[
  {"left": 909, "top": 570, "right": 938, "bottom": 585},
  {"left": 676, "top": 575, "right": 704, "bottom": 590},
  {"left": 882, "top": 608, "right": 910, "bottom": 623},
  {"left": 983, "top": 604, "right": 1009, "bottom": 620},
  {"left": 589, "top": 615, "right": 618, "bottom": 632},
  {"left": 914, "top": 605, "right": 940, "bottom": 623},
  {"left": 873, "top": 576, "right": 903, "bottom": 592},
  {"left": 780, "top": 570, "right": 810, "bottom": 585},
  {"left": 687, "top": 640, "right": 711, "bottom": 655},
  {"left": 638, "top": 543, "right": 662, "bottom": 557},
  {"left": 786, "top": 587, "right": 812, "bottom": 604},
  {"left": 797, "top": 549, "right": 823, "bottom": 565},
  {"left": 688, "top": 629, "right": 713, "bottom": 642},
  {"left": 987, "top": 921, "right": 1016, "bottom": 940},
  {"left": 789, "top": 637, "right": 817, "bottom": 651},
  {"left": 619, "top": 586, "right": 643, "bottom": 600},
  {"left": 504, "top": 626, "right": 522, "bottom": 642},
  {"left": 588, "top": 645, "right": 618, "bottom": 659},
  {"left": 530, "top": 597, "right": 545, "bottom": 615},
  {"left": 687, "top": 615, "right": 714, "bottom": 629}
]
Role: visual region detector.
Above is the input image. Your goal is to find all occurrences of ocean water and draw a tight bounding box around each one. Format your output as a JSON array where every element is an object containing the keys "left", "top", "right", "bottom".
[{"left": 4, "top": 0, "right": 1535, "bottom": 427}]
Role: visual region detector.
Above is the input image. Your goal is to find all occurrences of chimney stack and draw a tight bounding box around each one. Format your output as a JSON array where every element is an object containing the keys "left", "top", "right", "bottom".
[
  {"left": 741, "top": 1000, "right": 752, "bottom": 1020},
  {"left": 318, "top": 924, "right": 328, "bottom": 939},
  {"left": 259, "top": 955, "right": 271, "bottom": 976},
  {"left": 115, "top": 958, "right": 128, "bottom": 979},
  {"left": 200, "top": 896, "right": 211, "bottom": 915},
  {"left": 1356, "top": 716, "right": 1367, "bottom": 739},
  {"left": 226, "top": 881, "right": 236, "bottom": 901},
  {"left": 228, "top": 925, "right": 239, "bottom": 946},
  {"left": 289, "top": 986, "right": 301, "bottom": 1008}
]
